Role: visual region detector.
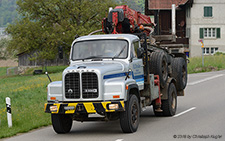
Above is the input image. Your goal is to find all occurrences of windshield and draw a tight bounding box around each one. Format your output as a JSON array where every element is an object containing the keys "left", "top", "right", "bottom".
[{"left": 72, "top": 39, "right": 128, "bottom": 60}]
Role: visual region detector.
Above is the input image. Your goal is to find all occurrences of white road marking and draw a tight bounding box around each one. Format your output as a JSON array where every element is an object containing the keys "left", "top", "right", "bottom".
[
  {"left": 173, "top": 107, "right": 196, "bottom": 118},
  {"left": 187, "top": 74, "right": 224, "bottom": 86},
  {"left": 115, "top": 139, "right": 123, "bottom": 141}
]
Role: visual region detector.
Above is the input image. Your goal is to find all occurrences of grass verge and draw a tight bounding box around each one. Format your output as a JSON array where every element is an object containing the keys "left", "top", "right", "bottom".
[
  {"left": 188, "top": 54, "right": 225, "bottom": 74},
  {"left": 0, "top": 72, "right": 62, "bottom": 138},
  {"left": 0, "top": 67, "right": 8, "bottom": 77}
]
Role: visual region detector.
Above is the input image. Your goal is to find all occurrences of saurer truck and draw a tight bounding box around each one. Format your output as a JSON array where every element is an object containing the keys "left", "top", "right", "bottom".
[{"left": 44, "top": 5, "right": 187, "bottom": 133}]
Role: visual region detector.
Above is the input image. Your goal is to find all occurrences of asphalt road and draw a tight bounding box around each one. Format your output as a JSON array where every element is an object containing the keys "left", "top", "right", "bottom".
[{"left": 4, "top": 70, "right": 225, "bottom": 141}]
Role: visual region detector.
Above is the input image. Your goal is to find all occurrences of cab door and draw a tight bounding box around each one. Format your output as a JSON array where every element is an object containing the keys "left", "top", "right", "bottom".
[{"left": 130, "top": 41, "right": 144, "bottom": 90}]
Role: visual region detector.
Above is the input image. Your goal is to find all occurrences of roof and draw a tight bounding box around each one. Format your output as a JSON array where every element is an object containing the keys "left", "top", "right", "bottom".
[
  {"left": 73, "top": 34, "right": 139, "bottom": 44},
  {"left": 148, "top": 0, "right": 189, "bottom": 10}
]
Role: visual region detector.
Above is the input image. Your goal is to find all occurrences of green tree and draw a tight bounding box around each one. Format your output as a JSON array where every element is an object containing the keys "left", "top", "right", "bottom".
[
  {"left": 0, "top": 37, "right": 12, "bottom": 59},
  {"left": 6, "top": 0, "right": 117, "bottom": 61}
]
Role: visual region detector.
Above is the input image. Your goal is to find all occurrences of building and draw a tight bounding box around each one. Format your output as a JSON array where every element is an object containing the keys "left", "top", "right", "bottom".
[
  {"left": 187, "top": 0, "right": 225, "bottom": 56},
  {"left": 145, "top": 0, "right": 225, "bottom": 57},
  {"left": 145, "top": 0, "right": 192, "bottom": 56},
  {"left": 17, "top": 51, "right": 68, "bottom": 67}
]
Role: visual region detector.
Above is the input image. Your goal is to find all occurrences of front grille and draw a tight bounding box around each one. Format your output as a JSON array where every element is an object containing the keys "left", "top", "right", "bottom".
[
  {"left": 64, "top": 72, "right": 99, "bottom": 99},
  {"left": 65, "top": 73, "right": 80, "bottom": 98},
  {"left": 82, "top": 72, "right": 99, "bottom": 98}
]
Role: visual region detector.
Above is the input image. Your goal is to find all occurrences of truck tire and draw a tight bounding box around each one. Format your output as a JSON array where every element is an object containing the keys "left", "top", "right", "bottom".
[
  {"left": 51, "top": 114, "right": 73, "bottom": 134},
  {"left": 120, "top": 95, "right": 140, "bottom": 133},
  {"left": 161, "top": 83, "right": 177, "bottom": 116},
  {"left": 171, "top": 57, "right": 187, "bottom": 91},
  {"left": 149, "top": 51, "right": 168, "bottom": 88}
]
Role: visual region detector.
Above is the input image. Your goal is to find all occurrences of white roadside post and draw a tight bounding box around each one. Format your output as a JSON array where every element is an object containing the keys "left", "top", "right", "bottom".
[{"left": 6, "top": 97, "right": 12, "bottom": 128}]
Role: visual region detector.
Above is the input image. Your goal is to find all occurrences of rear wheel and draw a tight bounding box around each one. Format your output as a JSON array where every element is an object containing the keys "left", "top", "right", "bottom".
[
  {"left": 171, "top": 57, "right": 187, "bottom": 91},
  {"left": 120, "top": 95, "right": 140, "bottom": 133},
  {"left": 51, "top": 114, "right": 73, "bottom": 134},
  {"left": 161, "top": 83, "right": 177, "bottom": 116}
]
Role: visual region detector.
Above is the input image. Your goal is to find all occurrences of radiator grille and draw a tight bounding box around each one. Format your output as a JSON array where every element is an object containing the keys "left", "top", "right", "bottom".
[
  {"left": 82, "top": 72, "right": 99, "bottom": 98},
  {"left": 64, "top": 72, "right": 99, "bottom": 99},
  {"left": 65, "top": 73, "right": 80, "bottom": 98}
]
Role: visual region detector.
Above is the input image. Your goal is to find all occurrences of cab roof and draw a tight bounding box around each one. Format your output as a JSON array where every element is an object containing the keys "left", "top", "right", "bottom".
[{"left": 74, "top": 34, "right": 140, "bottom": 43}]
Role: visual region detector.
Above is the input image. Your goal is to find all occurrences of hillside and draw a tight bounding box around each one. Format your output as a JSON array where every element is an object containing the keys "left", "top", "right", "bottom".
[{"left": 0, "top": 0, "right": 18, "bottom": 27}]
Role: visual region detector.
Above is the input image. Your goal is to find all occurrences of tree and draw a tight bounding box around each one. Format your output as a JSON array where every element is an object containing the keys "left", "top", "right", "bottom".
[
  {"left": 0, "top": 37, "right": 14, "bottom": 59},
  {"left": 6, "top": 0, "right": 117, "bottom": 61},
  {"left": 122, "top": 0, "right": 145, "bottom": 13}
]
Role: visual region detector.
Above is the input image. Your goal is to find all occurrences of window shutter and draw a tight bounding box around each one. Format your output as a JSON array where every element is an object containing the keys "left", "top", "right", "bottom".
[
  {"left": 209, "top": 7, "right": 212, "bottom": 17},
  {"left": 204, "top": 7, "right": 207, "bottom": 17},
  {"left": 204, "top": 7, "right": 212, "bottom": 17},
  {"left": 200, "top": 28, "right": 204, "bottom": 39},
  {"left": 217, "top": 28, "right": 221, "bottom": 38}
]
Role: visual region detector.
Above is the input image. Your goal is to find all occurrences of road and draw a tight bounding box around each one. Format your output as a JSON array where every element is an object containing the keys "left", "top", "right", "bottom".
[{"left": 4, "top": 70, "right": 225, "bottom": 141}]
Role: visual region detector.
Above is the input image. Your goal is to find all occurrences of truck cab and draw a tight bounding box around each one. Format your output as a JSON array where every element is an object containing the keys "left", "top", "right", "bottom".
[
  {"left": 45, "top": 32, "right": 187, "bottom": 134},
  {"left": 45, "top": 34, "right": 150, "bottom": 133}
]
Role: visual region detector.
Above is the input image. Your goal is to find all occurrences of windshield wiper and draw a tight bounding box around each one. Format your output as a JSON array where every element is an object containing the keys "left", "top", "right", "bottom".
[
  {"left": 112, "top": 45, "right": 126, "bottom": 60},
  {"left": 81, "top": 55, "right": 103, "bottom": 61}
]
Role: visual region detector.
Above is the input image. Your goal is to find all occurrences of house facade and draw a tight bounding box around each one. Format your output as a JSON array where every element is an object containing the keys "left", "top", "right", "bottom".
[
  {"left": 146, "top": 0, "right": 225, "bottom": 57},
  {"left": 187, "top": 0, "right": 225, "bottom": 57}
]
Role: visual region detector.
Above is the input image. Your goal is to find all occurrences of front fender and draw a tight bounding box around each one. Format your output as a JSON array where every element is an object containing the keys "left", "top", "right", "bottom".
[
  {"left": 47, "top": 81, "right": 63, "bottom": 102},
  {"left": 126, "top": 83, "right": 140, "bottom": 102},
  {"left": 161, "top": 77, "right": 176, "bottom": 100}
]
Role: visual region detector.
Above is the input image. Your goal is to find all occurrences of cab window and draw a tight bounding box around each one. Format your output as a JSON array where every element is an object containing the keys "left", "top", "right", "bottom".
[{"left": 131, "top": 41, "right": 140, "bottom": 58}]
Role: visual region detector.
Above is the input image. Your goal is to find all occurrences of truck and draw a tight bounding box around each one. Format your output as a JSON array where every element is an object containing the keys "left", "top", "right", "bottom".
[{"left": 44, "top": 5, "right": 187, "bottom": 133}]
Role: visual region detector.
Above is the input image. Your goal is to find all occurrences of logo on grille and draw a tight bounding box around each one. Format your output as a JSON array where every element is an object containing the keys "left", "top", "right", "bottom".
[
  {"left": 83, "top": 89, "right": 97, "bottom": 93},
  {"left": 68, "top": 89, "right": 73, "bottom": 94}
]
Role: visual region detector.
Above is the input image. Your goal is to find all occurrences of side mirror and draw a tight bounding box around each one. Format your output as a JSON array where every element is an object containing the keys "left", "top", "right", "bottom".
[
  {"left": 137, "top": 48, "right": 144, "bottom": 59},
  {"left": 58, "top": 46, "right": 63, "bottom": 59}
]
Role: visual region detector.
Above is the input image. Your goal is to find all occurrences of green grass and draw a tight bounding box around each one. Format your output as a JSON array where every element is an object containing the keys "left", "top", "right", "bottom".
[
  {"left": 188, "top": 54, "right": 225, "bottom": 74},
  {"left": 0, "top": 69, "right": 63, "bottom": 138},
  {"left": 0, "top": 67, "right": 8, "bottom": 77}
]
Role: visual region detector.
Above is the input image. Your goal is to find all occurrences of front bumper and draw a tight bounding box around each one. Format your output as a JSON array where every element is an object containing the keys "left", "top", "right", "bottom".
[{"left": 44, "top": 101, "right": 125, "bottom": 114}]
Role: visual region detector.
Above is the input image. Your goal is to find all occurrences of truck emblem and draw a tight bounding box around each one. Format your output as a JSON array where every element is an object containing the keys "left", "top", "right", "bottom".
[
  {"left": 68, "top": 89, "right": 73, "bottom": 94},
  {"left": 83, "top": 89, "right": 97, "bottom": 93}
]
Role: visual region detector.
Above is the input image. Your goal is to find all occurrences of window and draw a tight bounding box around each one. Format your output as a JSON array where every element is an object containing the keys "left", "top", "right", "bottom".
[
  {"left": 204, "top": 28, "right": 215, "bottom": 38},
  {"left": 72, "top": 39, "right": 128, "bottom": 60},
  {"left": 204, "top": 6, "right": 212, "bottom": 17},
  {"left": 203, "top": 47, "right": 209, "bottom": 55},
  {"left": 131, "top": 41, "right": 139, "bottom": 58},
  {"left": 200, "top": 28, "right": 220, "bottom": 39},
  {"left": 211, "top": 47, "right": 218, "bottom": 55}
]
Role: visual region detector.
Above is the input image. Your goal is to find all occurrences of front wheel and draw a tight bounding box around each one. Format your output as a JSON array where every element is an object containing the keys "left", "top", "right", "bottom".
[
  {"left": 120, "top": 95, "right": 140, "bottom": 133},
  {"left": 51, "top": 114, "right": 73, "bottom": 134}
]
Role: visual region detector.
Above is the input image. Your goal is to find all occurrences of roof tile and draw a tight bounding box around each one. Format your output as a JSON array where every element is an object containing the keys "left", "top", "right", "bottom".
[{"left": 148, "top": 0, "right": 188, "bottom": 10}]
